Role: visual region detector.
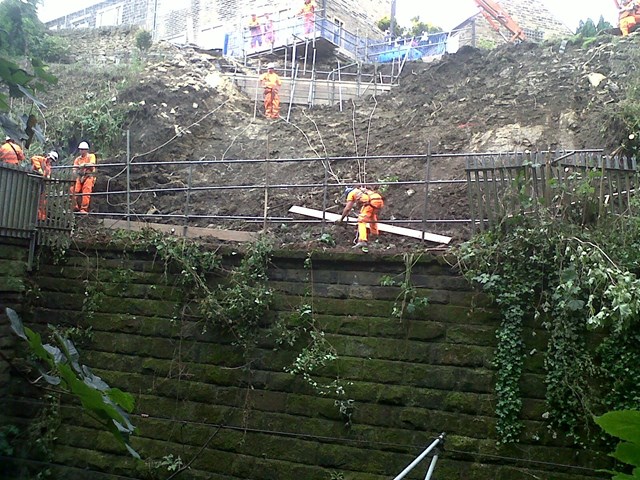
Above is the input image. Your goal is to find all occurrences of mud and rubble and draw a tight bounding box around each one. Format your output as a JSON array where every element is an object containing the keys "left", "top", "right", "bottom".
[{"left": 40, "top": 27, "right": 640, "bottom": 250}]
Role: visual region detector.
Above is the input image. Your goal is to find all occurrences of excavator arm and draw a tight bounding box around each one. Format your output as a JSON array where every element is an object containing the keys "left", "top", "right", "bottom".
[{"left": 474, "top": 0, "right": 526, "bottom": 42}]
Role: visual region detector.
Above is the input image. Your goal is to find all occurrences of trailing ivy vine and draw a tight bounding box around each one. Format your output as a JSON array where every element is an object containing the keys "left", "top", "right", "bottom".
[{"left": 457, "top": 179, "right": 640, "bottom": 445}]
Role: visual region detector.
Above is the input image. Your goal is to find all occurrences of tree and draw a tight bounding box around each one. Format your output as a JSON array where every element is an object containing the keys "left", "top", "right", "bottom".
[
  {"left": 377, "top": 15, "right": 405, "bottom": 38},
  {"left": 575, "top": 15, "right": 613, "bottom": 36},
  {"left": 0, "top": 0, "right": 57, "bottom": 142},
  {"left": 406, "top": 16, "right": 443, "bottom": 37}
]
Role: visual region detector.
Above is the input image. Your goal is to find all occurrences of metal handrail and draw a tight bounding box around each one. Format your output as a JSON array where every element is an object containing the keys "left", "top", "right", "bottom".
[{"left": 393, "top": 433, "right": 445, "bottom": 480}]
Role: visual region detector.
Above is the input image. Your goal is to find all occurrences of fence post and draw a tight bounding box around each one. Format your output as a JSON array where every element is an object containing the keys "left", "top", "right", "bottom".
[
  {"left": 421, "top": 142, "right": 432, "bottom": 242},
  {"left": 126, "top": 129, "right": 131, "bottom": 230},
  {"left": 321, "top": 157, "right": 328, "bottom": 235},
  {"left": 183, "top": 163, "right": 193, "bottom": 238},
  {"left": 263, "top": 134, "right": 270, "bottom": 232}
]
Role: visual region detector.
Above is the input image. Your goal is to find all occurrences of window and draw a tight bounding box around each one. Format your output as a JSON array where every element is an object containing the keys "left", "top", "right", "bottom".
[
  {"left": 333, "top": 17, "right": 344, "bottom": 45},
  {"left": 523, "top": 28, "right": 544, "bottom": 42},
  {"left": 96, "top": 4, "right": 123, "bottom": 27}
]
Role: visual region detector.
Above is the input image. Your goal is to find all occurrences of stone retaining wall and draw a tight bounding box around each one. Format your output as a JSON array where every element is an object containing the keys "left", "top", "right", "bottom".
[{"left": 1, "top": 244, "right": 605, "bottom": 479}]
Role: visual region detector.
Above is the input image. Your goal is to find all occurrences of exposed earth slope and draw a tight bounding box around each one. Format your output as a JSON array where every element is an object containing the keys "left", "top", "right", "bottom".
[{"left": 40, "top": 28, "right": 640, "bottom": 249}]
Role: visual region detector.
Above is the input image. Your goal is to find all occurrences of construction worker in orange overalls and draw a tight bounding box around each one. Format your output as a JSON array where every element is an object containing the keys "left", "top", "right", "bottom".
[
  {"left": 31, "top": 151, "right": 58, "bottom": 220},
  {"left": 248, "top": 13, "right": 262, "bottom": 49},
  {"left": 0, "top": 136, "right": 26, "bottom": 165},
  {"left": 338, "top": 186, "right": 384, "bottom": 253},
  {"left": 298, "top": 0, "right": 317, "bottom": 35},
  {"left": 72, "top": 141, "right": 97, "bottom": 213},
  {"left": 259, "top": 62, "right": 282, "bottom": 119},
  {"left": 618, "top": 0, "right": 640, "bottom": 36}
]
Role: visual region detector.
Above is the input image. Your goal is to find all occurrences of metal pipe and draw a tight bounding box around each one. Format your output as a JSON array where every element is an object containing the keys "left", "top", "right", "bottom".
[
  {"left": 126, "top": 129, "right": 131, "bottom": 230},
  {"left": 183, "top": 163, "right": 193, "bottom": 237},
  {"left": 52, "top": 149, "right": 604, "bottom": 169},
  {"left": 393, "top": 433, "right": 444, "bottom": 480}
]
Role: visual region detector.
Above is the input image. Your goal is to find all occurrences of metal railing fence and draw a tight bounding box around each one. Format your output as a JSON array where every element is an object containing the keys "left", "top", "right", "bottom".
[{"left": 43, "top": 149, "right": 619, "bottom": 243}]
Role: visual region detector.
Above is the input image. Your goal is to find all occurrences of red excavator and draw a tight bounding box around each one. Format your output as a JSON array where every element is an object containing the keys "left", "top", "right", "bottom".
[{"left": 474, "top": 0, "right": 526, "bottom": 42}]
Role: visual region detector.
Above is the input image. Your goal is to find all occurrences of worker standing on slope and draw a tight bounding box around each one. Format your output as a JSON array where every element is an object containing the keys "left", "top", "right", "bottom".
[
  {"left": 72, "top": 141, "right": 97, "bottom": 213},
  {"left": 0, "top": 136, "right": 26, "bottom": 165},
  {"left": 259, "top": 62, "right": 282, "bottom": 119},
  {"left": 31, "top": 151, "right": 58, "bottom": 220},
  {"left": 338, "top": 186, "right": 384, "bottom": 253}
]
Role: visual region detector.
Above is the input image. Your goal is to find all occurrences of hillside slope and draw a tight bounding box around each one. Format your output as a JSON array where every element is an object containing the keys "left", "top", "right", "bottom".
[{"left": 40, "top": 28, "right": 640, "bottom": 248}]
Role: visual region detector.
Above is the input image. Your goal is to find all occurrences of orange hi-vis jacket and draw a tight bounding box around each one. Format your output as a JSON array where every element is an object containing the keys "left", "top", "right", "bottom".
[
  {"left": 0, "top": 141, "right": 25, "bottom": 165},
  {"left": 31, "top": 155, "right": 52, "bottom": 177},
  {"left": 73, "top": 152, "right": 97, "bottom": 177},
  {"left": 346, "top": 188, "right": 384, "bottom": 209},
  {"left": 260, "top": 71, "right": 282, "bottom": 90}
]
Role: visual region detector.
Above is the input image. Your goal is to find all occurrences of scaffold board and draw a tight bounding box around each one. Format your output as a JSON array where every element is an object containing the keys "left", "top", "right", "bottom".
[{"left": 289, "top": 206, "right": 452, "bottom": 245}]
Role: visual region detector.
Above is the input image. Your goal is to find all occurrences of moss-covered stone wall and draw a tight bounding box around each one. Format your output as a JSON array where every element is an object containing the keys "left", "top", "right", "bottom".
[
  {"left": 0, "top": 240, "right": 30, "bottom": 406},
  {"left": 2, "top": 244, "right": 605, "bottom": 480}
]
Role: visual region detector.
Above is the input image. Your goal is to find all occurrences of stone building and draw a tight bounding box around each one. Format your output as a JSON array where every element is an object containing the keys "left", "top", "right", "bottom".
[
  {"left": 45, "top": 0, "right": 392, "bottom": 50},
  {"left": 450, "top": 0, "right": 572, "bottom": 51}
]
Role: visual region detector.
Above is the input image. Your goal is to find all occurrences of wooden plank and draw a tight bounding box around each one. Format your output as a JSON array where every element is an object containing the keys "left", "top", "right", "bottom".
[
  {"left": 288, "top": 205, "right": 452, "bottom": 245},
  {"left": 101, "top": 219, "right": 257, "bottom": 242}
]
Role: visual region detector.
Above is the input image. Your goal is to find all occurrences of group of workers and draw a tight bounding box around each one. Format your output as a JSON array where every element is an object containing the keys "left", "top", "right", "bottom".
[
  {"left": 0, "top": 137, "right": 97, "bottom": 217},
  {"left": 247, "top": 0, "right": 318, "bottom": 49},
  {"left": 619, "top": 0, "right": 640, "bottom": 36}
]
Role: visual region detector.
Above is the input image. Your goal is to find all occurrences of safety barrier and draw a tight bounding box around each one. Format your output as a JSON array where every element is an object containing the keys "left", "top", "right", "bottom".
[
  {"left": 0, "top": 163, "right": 74, "bottom": 260},
  {"left": 37, "top": 148, "right": 620, "bottom": 246},
  {"left": 36, "top": 177, "right": 75, "bottom": 248}
]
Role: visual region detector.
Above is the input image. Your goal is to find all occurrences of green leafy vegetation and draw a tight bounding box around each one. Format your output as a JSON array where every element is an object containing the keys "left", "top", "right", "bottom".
[
  {"left": 596, "top": 410, "right": 640, "bottom": 479},
  {"left": 135, "top": 30, "right": 153, "bottom": 52},
  {"left": 7, "top": 307, "right": 139, "bottom": 458},
  {"left": 380, "top": 253, "right": 429, "bottom": 319},
  {"left": 376, "top": 15, "right": 442, "bottom": 38},
  {"left": 457, "top": 173, "right": 640, "bottom": 444},
  {"left": 0, "top": 0, "right": 59, "bottom": 141}
]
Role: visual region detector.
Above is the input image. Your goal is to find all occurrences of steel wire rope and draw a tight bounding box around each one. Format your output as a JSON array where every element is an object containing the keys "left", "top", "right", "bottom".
[
  {"left": 104, "top": 101, "right": 231, "bottom": 208},
  {"left": 5, "top": 397, "right": 602, "bottom": 475}
]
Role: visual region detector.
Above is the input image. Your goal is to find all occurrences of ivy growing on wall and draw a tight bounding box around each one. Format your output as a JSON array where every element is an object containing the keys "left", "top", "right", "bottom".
[{"left": 457, "top": 178, "right": 640, "bottom": 445}]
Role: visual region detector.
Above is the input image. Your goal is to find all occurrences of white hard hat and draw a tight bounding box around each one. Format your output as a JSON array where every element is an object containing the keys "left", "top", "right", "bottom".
[
  {"left": 47, "top": 151, "right": 59, "bottom": 161},
  {"left": 5, "top": 136, "right": 10, "bottom": 141},
  {"left": 267, "top": 62, "right": 276, "bottom": 69},
  {"left": 78, "top": 141, "right": 89, "bottom": 149}
]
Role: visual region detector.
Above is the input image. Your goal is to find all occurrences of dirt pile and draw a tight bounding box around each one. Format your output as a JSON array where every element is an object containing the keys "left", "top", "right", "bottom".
[{"left": 42, "top": 28, "right": 640, "bottom": 250}]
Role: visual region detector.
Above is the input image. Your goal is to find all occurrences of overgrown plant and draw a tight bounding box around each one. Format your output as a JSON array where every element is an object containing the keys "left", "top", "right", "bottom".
[
  {"left": 7, "top": 308, "right": 139, "bottom": 458},
  {"left": 596, "top": 410, "right": 640, "bottom": 480},
  {"left": 380, "top": 253, "right": 429, "bottom": 319},
  {"left": 457, "top": 172, "right": 640, "bottom": 444},
  {"left": 270, "top": 252, "right": 353, "bottom": 424}
]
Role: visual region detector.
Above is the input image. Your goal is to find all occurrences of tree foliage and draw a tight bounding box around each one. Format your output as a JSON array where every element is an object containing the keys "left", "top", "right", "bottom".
[
  {"left": 596, "top": 410, "right": 640, "bottom": 479},
  {"left": 575, "top": 15, "right": 614, "bottom": 36},
  {"left": 7, "top": 308, "right": 139, "bottom": 458},
  {"left": 457, "top": 173, "right": 640, "bottom": 444},
  {"left": 377, "top": 15, "right": 442, "bottom": 39},
  {"left": 0, "top": 0, "right": 58, "bottom": 141}
]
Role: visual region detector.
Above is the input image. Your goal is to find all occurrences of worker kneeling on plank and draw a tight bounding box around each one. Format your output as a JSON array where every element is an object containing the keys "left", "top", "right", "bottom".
[{"left": 337, "top": 186, "right": 384, "bottom": 253}]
